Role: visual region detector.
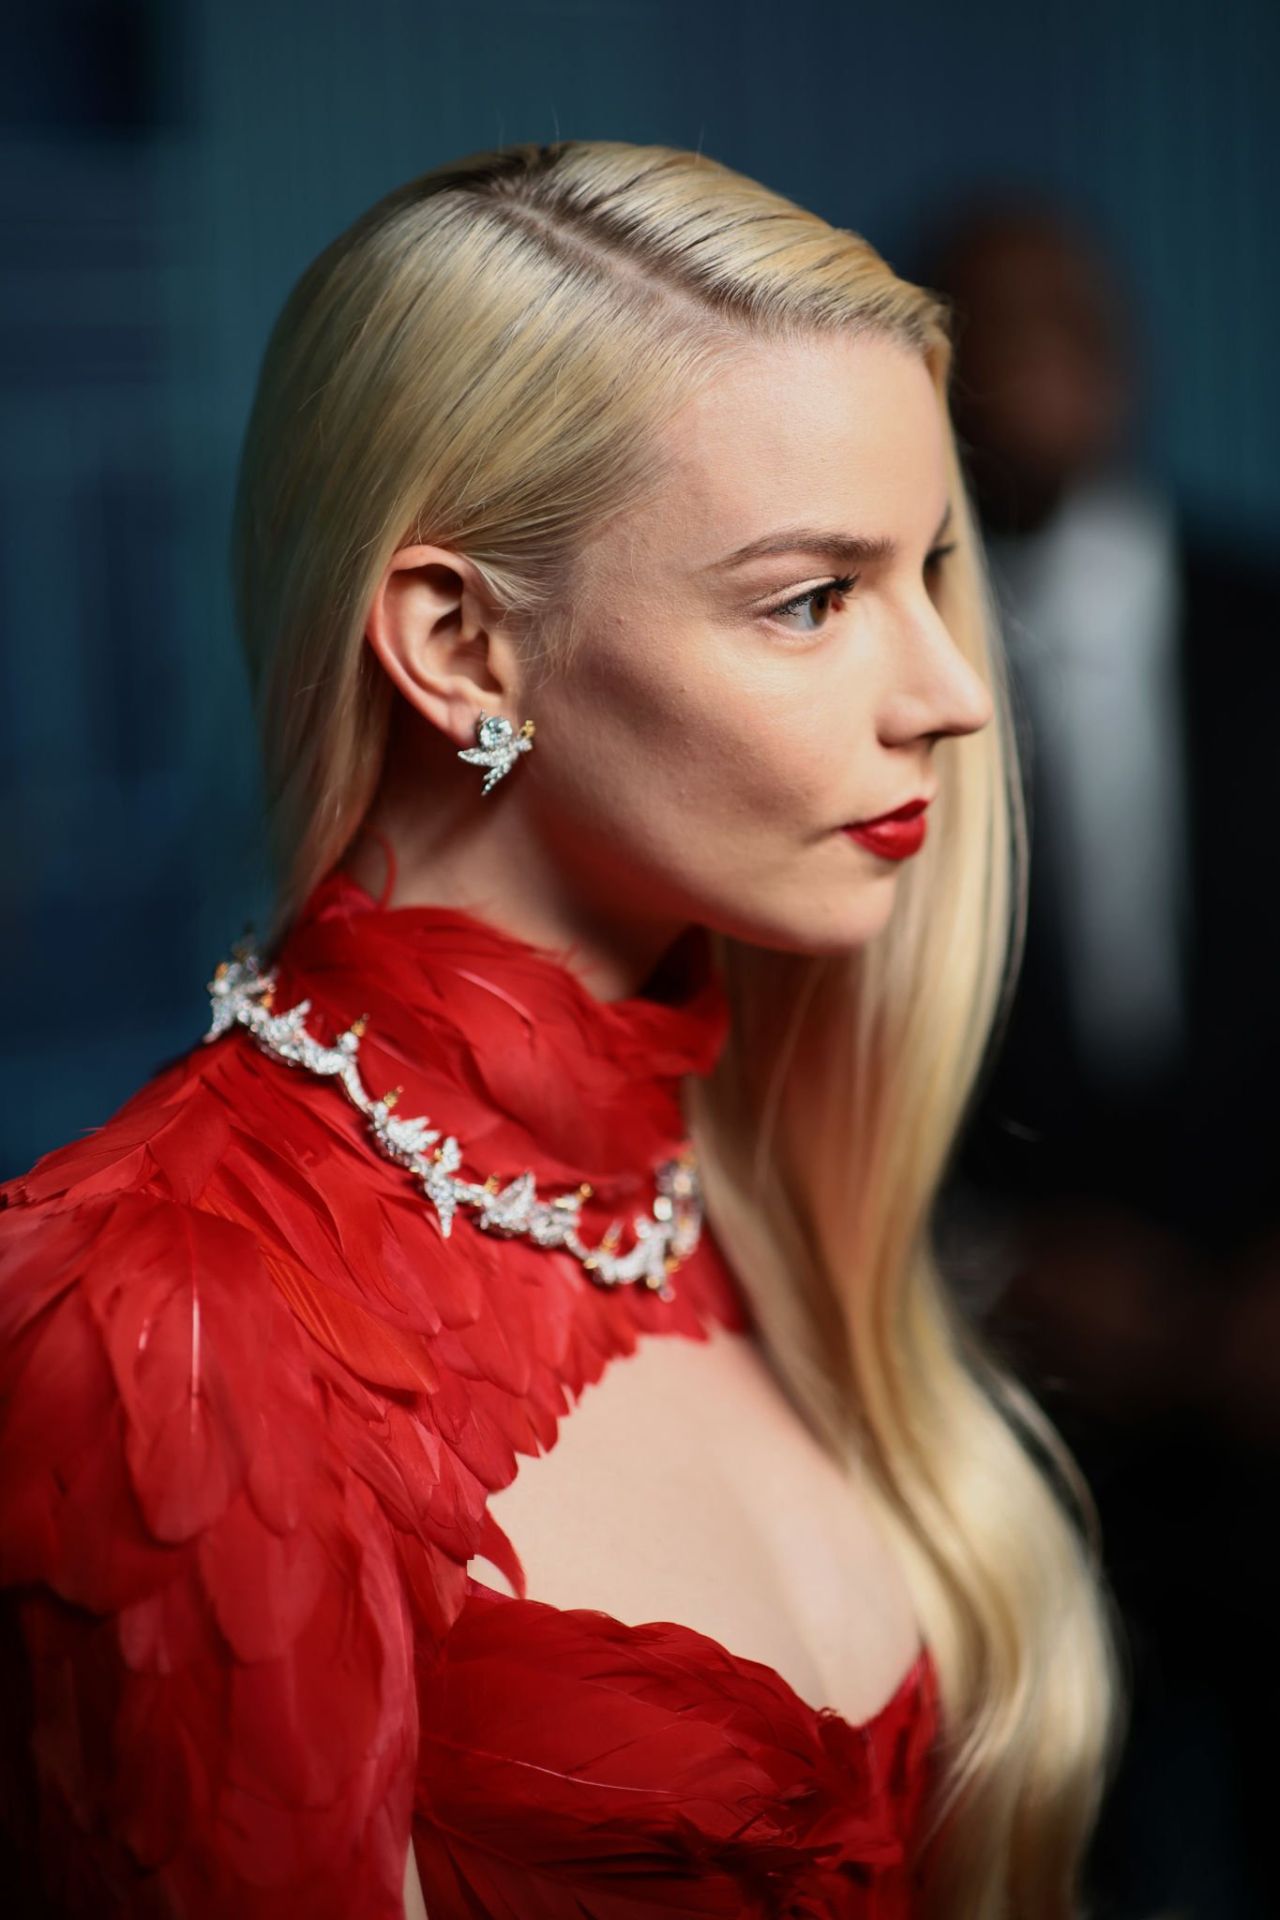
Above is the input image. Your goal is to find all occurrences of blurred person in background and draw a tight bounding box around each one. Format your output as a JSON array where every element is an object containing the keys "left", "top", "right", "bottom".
[{"left": 923, "top": 199, "right": 1280, "bottom": 1919}]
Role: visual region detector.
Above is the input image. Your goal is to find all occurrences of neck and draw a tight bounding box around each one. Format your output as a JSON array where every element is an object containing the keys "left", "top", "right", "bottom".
[{"left": 342, "top": 811, "right": 697, "bottom": 1010}]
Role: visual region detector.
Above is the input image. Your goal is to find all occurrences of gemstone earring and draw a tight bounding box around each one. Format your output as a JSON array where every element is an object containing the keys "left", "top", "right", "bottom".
[{"left": 456, "top": 711, "right": 536, "bottom": 795}]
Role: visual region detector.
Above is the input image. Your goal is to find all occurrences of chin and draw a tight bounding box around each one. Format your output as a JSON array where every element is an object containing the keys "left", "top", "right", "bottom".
[{"left": 801, "top": 896, "right": 899, "bottom": 955}]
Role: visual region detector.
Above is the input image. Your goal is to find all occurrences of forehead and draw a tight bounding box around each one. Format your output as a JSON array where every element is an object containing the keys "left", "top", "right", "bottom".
[{"left": 650, "top": 332, "right": 948, "bottom": 563}]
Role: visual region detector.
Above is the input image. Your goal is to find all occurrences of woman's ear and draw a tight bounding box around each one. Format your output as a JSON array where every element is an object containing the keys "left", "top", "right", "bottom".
[{"left": 364, "top": 544, "right": 523, "bottom": 744}]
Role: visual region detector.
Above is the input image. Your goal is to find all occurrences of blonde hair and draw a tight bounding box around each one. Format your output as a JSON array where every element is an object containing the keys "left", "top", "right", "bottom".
[{"left": 231, "top": 139, "right": 1126, "bottom": 1916}]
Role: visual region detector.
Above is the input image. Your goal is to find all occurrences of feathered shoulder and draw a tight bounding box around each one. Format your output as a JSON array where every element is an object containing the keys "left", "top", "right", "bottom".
[
  {"left": 0, "top": 1027, "right": 511, "bottom": 1916},
  {"left": 0, "top": 882, "right": 746, "bottom": 1913}
]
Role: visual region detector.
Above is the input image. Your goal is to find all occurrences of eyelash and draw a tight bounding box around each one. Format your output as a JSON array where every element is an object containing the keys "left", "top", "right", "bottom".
[{"left": 765, "top": 542, "right": 959, "bottom": 633}]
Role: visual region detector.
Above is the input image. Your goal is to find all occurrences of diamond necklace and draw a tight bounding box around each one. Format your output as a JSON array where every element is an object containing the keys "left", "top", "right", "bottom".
[{"left": 204, "top": 939, "right": 701, "bottom": 1300}]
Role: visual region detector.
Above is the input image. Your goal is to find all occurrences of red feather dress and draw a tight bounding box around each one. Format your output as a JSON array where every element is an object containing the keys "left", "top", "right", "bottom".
[{"left": 0, "top": 863, "right": 941, "bottom": 1917}]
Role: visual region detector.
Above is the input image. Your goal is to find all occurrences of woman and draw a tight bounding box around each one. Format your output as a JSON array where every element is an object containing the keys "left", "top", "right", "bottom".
[{"left": 0, "top": 141, "right": 1123, "bottom": 1917}]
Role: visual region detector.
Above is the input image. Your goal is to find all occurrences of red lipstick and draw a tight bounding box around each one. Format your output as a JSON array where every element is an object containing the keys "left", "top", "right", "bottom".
[{"left": 841, "top": 797, "right": 930, "bottom": 861}]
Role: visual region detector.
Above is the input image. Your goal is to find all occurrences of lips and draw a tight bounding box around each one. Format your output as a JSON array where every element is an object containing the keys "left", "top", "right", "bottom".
[
  {"left": 850, "top": 798, "right": 929, "bottom": 826},
  {"left": 841, "top": 796, "right": 931, "bottom": 861}
]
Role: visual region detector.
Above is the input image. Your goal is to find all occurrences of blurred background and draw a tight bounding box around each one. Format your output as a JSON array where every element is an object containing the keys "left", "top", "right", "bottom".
[{"left": 1, "top": 2, "right": 1276, "bottom": 1914}]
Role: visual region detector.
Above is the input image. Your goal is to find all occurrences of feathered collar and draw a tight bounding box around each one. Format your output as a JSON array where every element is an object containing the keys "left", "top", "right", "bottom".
[{"left": 264, "top": 857, "right": 731, "bottom": 1204}]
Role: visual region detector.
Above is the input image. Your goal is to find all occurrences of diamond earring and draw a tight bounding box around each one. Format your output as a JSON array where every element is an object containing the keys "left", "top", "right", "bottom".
[{"left": 456, "top": 711, "right": 536, "bottom": 795}]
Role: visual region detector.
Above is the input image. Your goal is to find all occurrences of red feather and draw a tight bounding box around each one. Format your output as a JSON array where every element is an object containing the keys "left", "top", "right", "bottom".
[{"left": 0, "top": 865, "right": 938, "bottom": 1916}]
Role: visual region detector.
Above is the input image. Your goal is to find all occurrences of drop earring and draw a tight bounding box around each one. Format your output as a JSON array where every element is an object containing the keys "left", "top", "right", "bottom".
[{"left": 456, "top": 711, "right": 536, "bottom": 795}]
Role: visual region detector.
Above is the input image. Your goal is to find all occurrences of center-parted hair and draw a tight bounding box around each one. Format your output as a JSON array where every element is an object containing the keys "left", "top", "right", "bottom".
[{"left": 231, "top": 139, "right": 1125, "bottom": 1918}]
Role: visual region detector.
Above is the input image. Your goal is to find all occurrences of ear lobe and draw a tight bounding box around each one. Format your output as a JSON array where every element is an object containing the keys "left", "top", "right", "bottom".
[{"left": 364, "top": 542, "right": 520, "bottom": 745}]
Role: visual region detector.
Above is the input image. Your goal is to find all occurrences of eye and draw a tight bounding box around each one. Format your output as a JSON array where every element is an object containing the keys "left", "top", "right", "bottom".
[
  {"left": 763, "top": 541, "right": 959, "bottom": 638},
  {"left": 765, "top": 573, "right": 859, "bottom": 637},
  {"left": 924, "top": 540, "right": 957, "bottom": 585}
]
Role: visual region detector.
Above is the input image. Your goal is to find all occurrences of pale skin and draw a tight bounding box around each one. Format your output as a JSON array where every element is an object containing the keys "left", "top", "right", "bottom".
[{"left": 350, "top": 332, "right": 995, "bottom": 1913}]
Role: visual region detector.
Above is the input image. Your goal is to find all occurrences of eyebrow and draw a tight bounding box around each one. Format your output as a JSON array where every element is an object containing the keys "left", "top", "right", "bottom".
[{"left": 709, "top": 500, "right": 954, "bottom": 573}]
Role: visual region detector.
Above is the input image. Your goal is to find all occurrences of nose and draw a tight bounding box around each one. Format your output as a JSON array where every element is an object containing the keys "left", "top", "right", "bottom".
[{"left": 877, "top": 596, "right": 994, "bottom": 747}]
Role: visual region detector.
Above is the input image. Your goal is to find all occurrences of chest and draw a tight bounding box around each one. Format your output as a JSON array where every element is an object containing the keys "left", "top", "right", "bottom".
[{"left": 468, "top": 1317, "right": 923, "bottom": 1726}]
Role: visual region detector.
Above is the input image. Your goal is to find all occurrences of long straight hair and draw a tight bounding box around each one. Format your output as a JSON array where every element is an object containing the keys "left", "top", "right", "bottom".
[{"left": 231, "top": 140, "right": 1125, "bottom": 1916}]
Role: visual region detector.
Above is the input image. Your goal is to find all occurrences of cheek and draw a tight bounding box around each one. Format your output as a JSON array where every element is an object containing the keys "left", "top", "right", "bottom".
[
  {"left": 544, "top": 628, "right": 840, "bottom": 845},
  {"left": 669, "top": 650, "right": 851, "bottom": 831},
  {"left": 679, "top": 708, "right": 830, "bottom": 830}
]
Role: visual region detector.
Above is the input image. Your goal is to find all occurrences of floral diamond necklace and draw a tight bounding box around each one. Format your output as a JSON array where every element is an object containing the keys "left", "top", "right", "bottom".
[{"left": 204, "top": 939, "right": 702, "bottom": 1301}]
